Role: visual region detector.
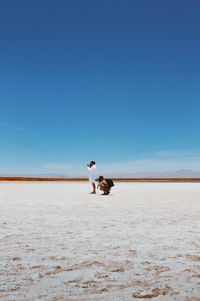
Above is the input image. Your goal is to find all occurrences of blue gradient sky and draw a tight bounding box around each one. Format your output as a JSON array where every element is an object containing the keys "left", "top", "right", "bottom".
[{"left": 0, "top": 0, "right": 200, "bottom": 175}]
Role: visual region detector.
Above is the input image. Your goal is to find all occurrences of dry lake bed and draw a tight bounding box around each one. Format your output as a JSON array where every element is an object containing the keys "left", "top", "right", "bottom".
[{"left": 0, "top": 182, "right": 200, "bottom": 300}]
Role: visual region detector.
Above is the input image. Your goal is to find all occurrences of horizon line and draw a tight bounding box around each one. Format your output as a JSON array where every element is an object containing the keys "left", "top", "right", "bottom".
[{"left": 0, "top": 176, "right": 200, "bottom": 182}]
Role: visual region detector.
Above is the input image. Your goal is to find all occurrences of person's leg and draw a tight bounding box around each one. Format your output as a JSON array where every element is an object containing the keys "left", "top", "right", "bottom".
[
  {"left": 99, "top": 186, "right": 105, "bottom": 192},
  {"left": 90, "top": 183, "right": 96, "bottom": 194},
  {"left": 100, "top": 185, "right": 110, "bottom": 195},
  {"left": 107, "top": 187, "right": 111, "bottom": 194},
  {"left": 104, "top": 186, "right": 110, "bottom": 195}
]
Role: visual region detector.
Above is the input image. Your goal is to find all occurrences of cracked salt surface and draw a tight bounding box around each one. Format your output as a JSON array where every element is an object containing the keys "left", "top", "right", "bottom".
[{"left": 0, "top": 181, "right": 200, "bottom": 300}]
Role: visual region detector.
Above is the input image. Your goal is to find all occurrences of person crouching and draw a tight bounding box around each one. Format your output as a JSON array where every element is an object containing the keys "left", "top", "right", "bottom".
[{"left": 97, "top": 176, "right": 114, "bottom": 195}]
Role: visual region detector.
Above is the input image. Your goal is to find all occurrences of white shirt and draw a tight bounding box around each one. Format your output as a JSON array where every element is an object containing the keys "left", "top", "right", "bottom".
[{"left": 88, "top": 165, "right": 97, "bottom": 183}]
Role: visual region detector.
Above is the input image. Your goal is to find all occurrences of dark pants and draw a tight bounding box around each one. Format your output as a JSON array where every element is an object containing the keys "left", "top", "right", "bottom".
[{"left": 102, "top": 185, "right": 111, "bottom": 195}]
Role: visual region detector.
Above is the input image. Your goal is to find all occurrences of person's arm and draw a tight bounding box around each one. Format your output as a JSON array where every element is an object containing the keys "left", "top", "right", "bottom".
[
  {"left": 98, "top": 181, "right": 104, "bottom": 188},
  {"left": 102, "top": 180, "right": 107, "bottom": 186}
]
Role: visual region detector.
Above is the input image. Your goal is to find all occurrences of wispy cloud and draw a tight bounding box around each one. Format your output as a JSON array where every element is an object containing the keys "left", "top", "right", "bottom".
[
  {"left": 99, "top": 150, "right": 200, "bottom": 173},
  {"left": 0, "top": 143, "right": 35, "bottom": 155},
  {"left": 99, "top": 158, "right": 200, "bottom": 174},
  {"left": 0, "top": 121, "right": 34, "bottom": 134},
  {"left": 153, "top": 150, "right": 199, "bottom": 158},
  {"left": 43, "top": 150, "right": 200, "bottom": 176},
  {"left": 0, "top": 121, "right": 37, "bottom": 155},
  {"left": 0, "top": 121, "right": 25, "bottom": 132},
  {"left": 44, "top": 163, "right": 73, "bottom": 170}
]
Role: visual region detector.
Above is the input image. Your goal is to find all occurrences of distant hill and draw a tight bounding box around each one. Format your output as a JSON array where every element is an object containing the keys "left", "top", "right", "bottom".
[
  {"left": 0, "top": 169, "right": 200, "bottom": 178},
  {"left": 103, "top": 170, "right": 200, "bottom": 178}
]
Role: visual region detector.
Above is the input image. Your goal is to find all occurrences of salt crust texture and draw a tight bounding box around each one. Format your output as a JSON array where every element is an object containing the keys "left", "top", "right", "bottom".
[{"left": 0, "top": 182, "right": 200, "bottom": 300}]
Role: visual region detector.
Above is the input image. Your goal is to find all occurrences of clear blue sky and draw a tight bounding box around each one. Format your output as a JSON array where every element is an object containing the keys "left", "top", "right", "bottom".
[{"left": 0, "top": 0, "right": 200, "bottom": 175}]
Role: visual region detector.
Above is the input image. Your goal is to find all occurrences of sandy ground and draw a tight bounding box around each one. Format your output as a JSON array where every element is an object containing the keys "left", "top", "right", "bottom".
[{"left": 0, "top": 182, "right": 200, "bottom": 301}]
